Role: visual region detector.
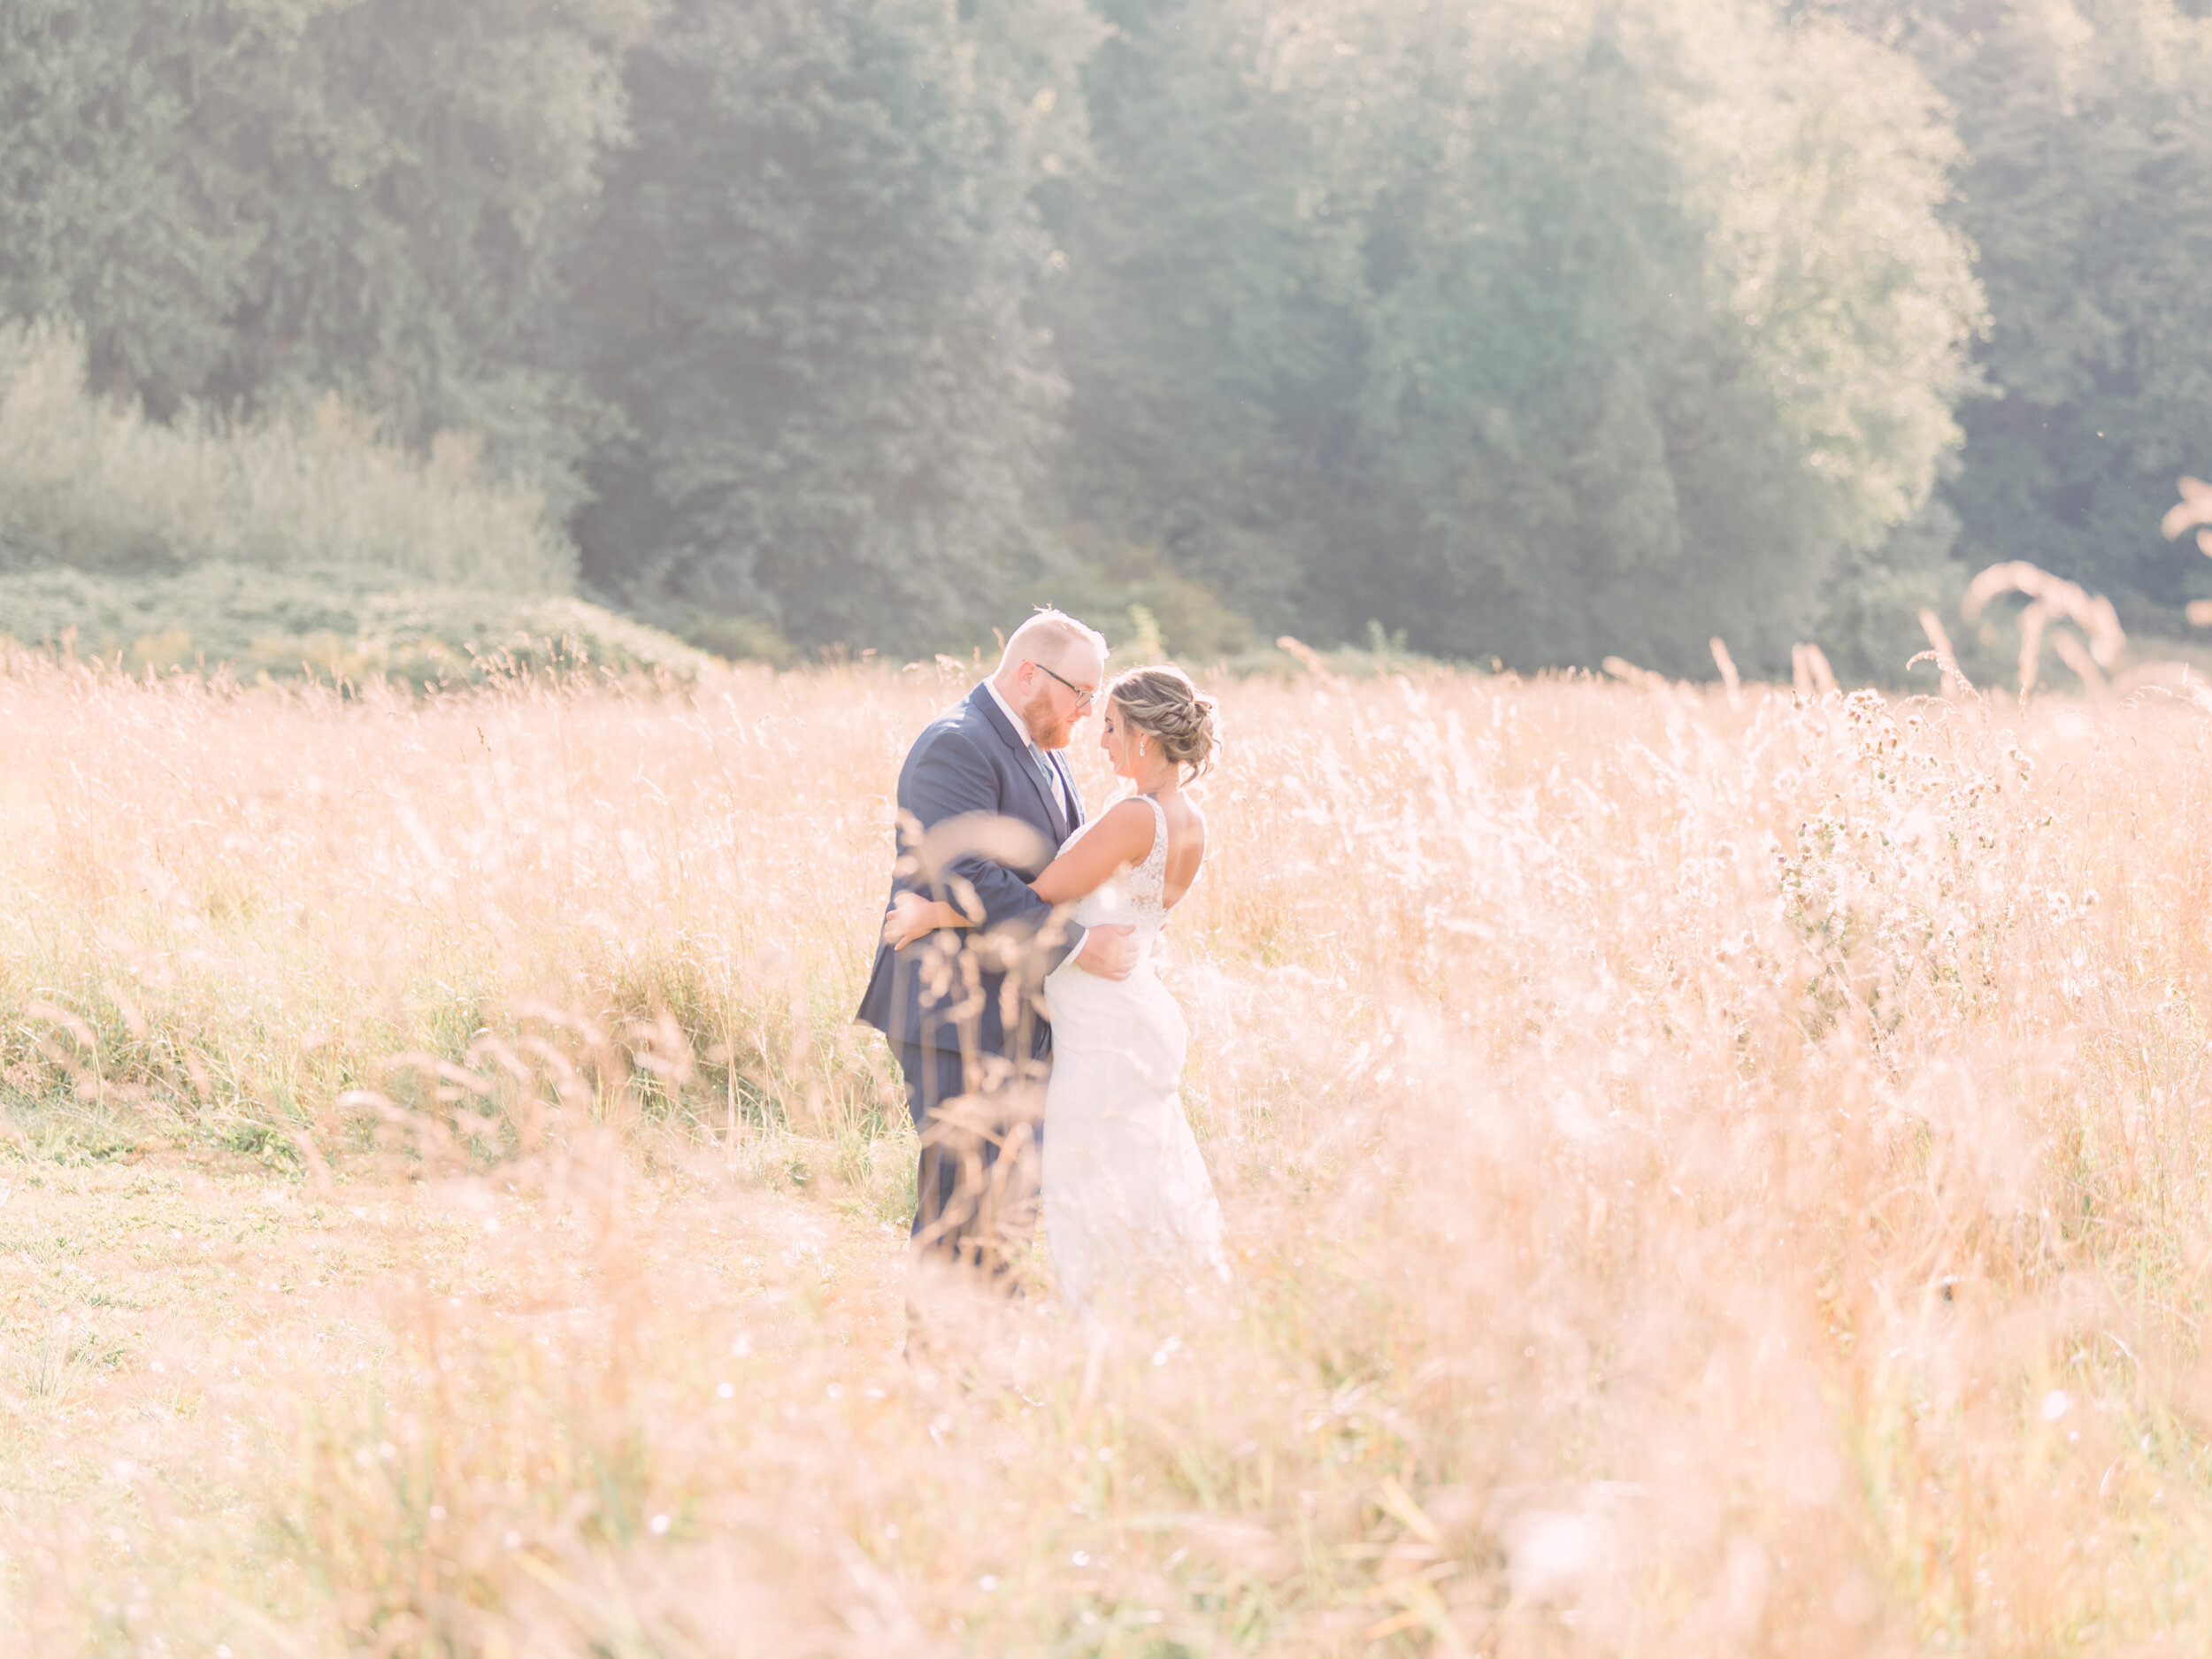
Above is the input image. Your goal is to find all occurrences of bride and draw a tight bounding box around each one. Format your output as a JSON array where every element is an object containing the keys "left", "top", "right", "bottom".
[{"left": 886, "top": 664, "right": 1228, "bottom": 1310}]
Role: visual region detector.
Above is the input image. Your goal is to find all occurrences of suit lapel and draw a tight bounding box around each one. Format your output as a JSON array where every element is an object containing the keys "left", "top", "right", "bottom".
[{"left": 969, "top": 685, "right": 1068, "bottom": 843}]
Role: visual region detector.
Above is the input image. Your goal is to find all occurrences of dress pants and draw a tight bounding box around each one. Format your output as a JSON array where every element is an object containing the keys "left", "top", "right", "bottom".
[{"left": 896, "top": 1041, "right": 1042, "bottom": 1287}]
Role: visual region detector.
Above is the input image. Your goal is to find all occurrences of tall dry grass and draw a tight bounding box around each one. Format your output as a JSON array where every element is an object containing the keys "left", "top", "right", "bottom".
[{"left": 1, "top": 656, "right": 2210, "bottom": 1655}]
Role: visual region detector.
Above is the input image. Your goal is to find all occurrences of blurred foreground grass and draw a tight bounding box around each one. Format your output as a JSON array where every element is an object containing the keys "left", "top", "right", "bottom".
[{"left": 3, "top": 657, "right": 2212, "bottom": 1655}]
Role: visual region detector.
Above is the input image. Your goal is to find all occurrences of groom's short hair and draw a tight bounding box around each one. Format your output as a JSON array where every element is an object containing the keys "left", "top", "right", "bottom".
[{"left": 999, "top": 608, "right": 1107, "bottom": 674}]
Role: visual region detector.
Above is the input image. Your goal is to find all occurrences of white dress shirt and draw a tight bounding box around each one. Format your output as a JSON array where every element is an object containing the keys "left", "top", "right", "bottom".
[{"left": 983, "top": 677, "right": 1072, "bottom": 826}]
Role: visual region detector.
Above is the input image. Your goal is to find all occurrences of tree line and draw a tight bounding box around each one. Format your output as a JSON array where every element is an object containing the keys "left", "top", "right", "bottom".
[{"left": 0, "top": 0, "right": 2204, "bottom": 678}]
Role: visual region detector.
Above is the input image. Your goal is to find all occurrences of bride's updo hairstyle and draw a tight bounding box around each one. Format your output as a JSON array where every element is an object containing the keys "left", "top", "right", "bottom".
[{"left": 1111, "top": 664, "right": 1219, "bottom": 781}]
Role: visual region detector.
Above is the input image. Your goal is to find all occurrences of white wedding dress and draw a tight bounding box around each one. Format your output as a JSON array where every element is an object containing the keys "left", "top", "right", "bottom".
[{"left": 1042, "top": 794, "right": 1229, "bottom": 1311}]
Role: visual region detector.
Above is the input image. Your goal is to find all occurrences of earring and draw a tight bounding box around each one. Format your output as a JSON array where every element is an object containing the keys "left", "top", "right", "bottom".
[{"left": 1138, "top": 736, "right": 1148, "bottom": 756}]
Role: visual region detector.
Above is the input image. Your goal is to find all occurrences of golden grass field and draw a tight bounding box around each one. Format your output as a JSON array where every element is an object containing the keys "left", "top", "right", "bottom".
[{"left": 0, "top": 653, "right": 2208, "bottom": 1656}]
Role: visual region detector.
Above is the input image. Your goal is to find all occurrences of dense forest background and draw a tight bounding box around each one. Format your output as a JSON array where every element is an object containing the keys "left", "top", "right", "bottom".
[{"left": 0, "top": 0, "right": 2207, "bottom": 680}]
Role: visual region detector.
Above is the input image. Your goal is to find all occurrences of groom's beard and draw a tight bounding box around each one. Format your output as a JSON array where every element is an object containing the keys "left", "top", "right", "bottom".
[{"left": 1021, "top": 685, "right": 1074, "bottom": 751}]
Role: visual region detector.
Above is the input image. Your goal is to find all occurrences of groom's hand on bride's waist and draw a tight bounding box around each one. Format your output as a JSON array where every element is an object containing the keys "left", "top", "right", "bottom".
[{"left": 1074, "top": 924, "right": 1137, "bottom": 981}]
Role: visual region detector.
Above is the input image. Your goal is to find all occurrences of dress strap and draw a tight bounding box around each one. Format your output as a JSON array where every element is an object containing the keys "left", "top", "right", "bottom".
[{"left": 1141, "top": 794, "right": 1170, "bottom": 875}]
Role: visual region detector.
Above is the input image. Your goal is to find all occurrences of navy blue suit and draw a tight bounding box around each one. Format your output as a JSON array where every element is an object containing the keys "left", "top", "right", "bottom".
[{"left": 856, "top": 684, "right": 1086, "bottom": 1275}]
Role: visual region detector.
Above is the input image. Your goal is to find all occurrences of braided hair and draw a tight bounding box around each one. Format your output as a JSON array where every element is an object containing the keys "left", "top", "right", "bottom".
[{"left": 1111, "top": 664, "right": 1219, "bottom": 781}]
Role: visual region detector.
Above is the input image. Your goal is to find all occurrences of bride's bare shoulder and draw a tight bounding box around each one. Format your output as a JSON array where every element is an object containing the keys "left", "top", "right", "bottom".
[{"left": 1089, "top": 796, "right": 1160, "bottom": 850}]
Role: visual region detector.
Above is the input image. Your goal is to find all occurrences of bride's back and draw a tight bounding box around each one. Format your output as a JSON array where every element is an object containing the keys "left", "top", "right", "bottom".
[
  {"left": 1062, "top": 792, "right": 1202, "bottom": 940},
  {"left": 1157, "top": 792, "right": 1206, "bottom": 909}
]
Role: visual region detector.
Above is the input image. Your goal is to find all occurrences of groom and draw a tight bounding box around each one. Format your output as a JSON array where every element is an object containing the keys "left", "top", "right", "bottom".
[{"left": 856, "top": 610, "right": 1135, "bottom": 1287}]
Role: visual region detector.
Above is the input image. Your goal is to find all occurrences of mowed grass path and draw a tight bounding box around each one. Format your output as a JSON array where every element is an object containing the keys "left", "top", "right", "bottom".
[{"left": 0, "top": 657, "right": 2209, "bottom": 1656}]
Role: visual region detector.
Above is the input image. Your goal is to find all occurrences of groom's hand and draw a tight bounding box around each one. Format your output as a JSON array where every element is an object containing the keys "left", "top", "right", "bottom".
[{"left": 1074, "top": 923, "right": 1137, "bottom": 981}]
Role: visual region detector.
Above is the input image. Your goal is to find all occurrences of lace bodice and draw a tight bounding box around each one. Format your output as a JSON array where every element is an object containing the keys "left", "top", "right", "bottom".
[{"left": 1065, "top": 793, "right": 1172, "bottom": 942}]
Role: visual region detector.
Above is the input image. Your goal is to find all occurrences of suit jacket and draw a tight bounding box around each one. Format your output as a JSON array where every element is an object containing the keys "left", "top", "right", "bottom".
[{"left": 855, "top": 683, "right": 1087, "bottom": 1060}]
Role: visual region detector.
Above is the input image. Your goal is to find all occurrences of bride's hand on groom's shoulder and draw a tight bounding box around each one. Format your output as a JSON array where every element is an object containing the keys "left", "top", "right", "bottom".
[{"left": 1074, "top": 923, "right": 1137, "bottom": 981}]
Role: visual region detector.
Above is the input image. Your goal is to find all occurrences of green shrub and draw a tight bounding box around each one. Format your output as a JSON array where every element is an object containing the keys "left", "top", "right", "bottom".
[
  {"left": 0, "top": 564, "right": 711, "bottom": 686},
  {"left": 667, "top": 611, "right": 798, "bottom": 669},
  {"left": 0, "top": 320, "right": 572, "bottom": 593},
  {"left": 0, "top": 319, "right": 673, "bottom": 684},
  {"left": 1023, "top": 540, "right": 1257, "bottom": 664}
]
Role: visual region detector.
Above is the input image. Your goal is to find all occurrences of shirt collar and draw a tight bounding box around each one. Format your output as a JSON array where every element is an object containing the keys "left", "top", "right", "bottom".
[{"left": 983, "top": 677, "right": 1042, "bottom": 760}]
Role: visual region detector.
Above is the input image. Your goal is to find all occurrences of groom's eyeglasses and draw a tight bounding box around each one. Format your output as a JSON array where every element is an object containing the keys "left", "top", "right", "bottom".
[{"left": 1034, "top": 661, "right": 1096, "bottom": 711}]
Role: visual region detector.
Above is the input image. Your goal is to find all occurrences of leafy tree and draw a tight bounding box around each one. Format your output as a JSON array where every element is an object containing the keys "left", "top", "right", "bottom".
[
  {"left": 1041, "top": 0, "right": 1363, "bottom": 632},
  {"left": 0, "top": 1, "right": 248, "bottom": 412},
  {"left": 574, "top": 0, "right": 1098, "bottom": 653},
  {"left": 1050, "top": 0, "right": 1983, "bottom": 675},
  {"left": 205, "top": 0, "right": 643, "bottom": 510},
  {"left": 0, "top": 0, "right": 2035, "bottom": 678},
  {"left": 0, "top": 0, "right": 641, "bottom": 511},
  {"left": 1818, "top": 0, "right": 2212, "bottom": 625}
]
